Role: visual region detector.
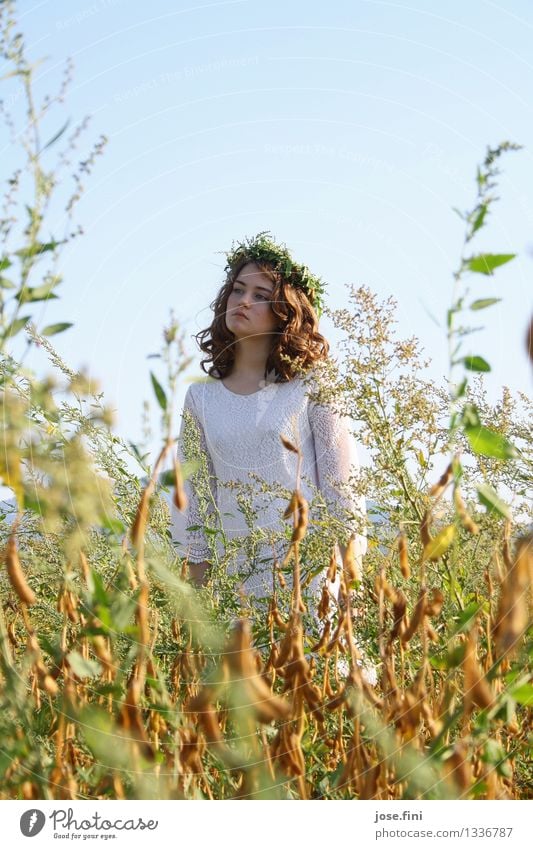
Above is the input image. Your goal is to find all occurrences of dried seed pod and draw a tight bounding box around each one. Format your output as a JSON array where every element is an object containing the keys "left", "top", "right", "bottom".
[
  {"left": 454, "top": 486, "right": 479, "bottom": 534},
  {"left": 397, "top": 532, "right": 410, "bottom": 579},
  {"left": 401, "top": 587, "right": 427, "bottom": 644},
  {"left": 280, "top": 435, "right": 299, "bottom": 454},
  {"left": 343, "top": 536, "right": 361, "bottom": 584},
  {"left": 311, "top": 619, "right": 331, "bottom": 653},
  {"left": 269, "top": 597, "right": 288, "bottom": 632},
  {"left": 290, "top": 491, "right": 308, "bottom": 543},
  {"left": 445, "top": 741, "right": 473, "bottom": 793},
  {"left": 317, "top": 584, "right": 330, "bottom": 620},
  {"left": 282, "top": 491, "right": 299, "bottom": 520},
  {"left": 136, "top": 581, "right": 150, "bottom": 648},
  {"left": 493, "top": 533, "right": 532, "bottom": 659},
  {"left": 91, "top": 635, "right": 113, "bottom": 672},
  {"left": 3, "top": 533, "right": 36, "bottom": 606},
  {"left": 7, "top": 620, "right": 18, "bottom": 648},
  {"left": 173, "top": 456, "right": 188, "bottom": 511},
  {"left": 388, "top": 590, "right": 407, "bottom": 643},
  {"left": 426, "top": 588, "right": 444, "bottom": 618},
  {"left": 429, "top": 462, "right": 453, "bottom": 497},
  {"left": 326, "top": 545, "right": 337, "bottom": 583},
  {"left": 463, "top": 630, "right": 495, "bottom": 710},
  {"left": 420, "top": 510, "right": 431, "bottom": 547},
  {"left": 130, "top": 484, "right": 151, "bottom": 547},
  {"left": 426, "top": 624, "right": 439, "bottom": 642},
  {"left": 64, "top": 590, "right": 79, "bottom": 624}
]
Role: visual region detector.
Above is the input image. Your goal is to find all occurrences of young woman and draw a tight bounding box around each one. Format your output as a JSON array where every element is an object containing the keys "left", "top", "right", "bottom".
[{"left": 175, "top": 231, "right": 367, "bottom": 603}]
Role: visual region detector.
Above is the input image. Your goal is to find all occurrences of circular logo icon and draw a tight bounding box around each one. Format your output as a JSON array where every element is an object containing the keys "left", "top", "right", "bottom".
[{"left": 20, "top": 809, "right": 46, "bottom": 837}]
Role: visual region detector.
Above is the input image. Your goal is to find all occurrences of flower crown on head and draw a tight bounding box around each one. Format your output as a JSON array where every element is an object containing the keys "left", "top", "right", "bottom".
[{"left": 220, "top": 230, "right": 327, "bottom": 320}]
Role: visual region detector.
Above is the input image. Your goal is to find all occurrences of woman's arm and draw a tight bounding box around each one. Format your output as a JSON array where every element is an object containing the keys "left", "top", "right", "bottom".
[{"left": 307, "top": 394, "right": 367, "bottom": 562}]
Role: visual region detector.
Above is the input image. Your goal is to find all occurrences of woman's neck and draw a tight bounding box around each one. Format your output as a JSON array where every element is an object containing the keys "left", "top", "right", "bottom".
[{"left": 231, "top": 339, "right": 272, "bottom": 380}]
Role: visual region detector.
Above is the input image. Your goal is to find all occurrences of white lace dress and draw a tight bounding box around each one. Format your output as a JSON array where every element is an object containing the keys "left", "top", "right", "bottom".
[{"left": 172, "top": 368, "right": 367, "bottom": 601}]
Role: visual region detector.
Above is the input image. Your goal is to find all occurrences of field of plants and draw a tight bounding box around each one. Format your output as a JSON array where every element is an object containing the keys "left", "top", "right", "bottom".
[{"left": 1, "top": 0, "right": 532, "bottom": 801}]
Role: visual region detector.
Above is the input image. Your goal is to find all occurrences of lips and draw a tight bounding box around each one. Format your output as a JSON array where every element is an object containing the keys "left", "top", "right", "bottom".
[{"left": 234, "top": 311, "right": 248, "bottom": 319}]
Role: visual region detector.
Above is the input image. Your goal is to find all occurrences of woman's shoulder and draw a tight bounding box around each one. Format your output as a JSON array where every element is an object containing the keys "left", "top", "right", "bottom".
[{"left": 184, "top": 376, "right": 219, "bottom": 405}]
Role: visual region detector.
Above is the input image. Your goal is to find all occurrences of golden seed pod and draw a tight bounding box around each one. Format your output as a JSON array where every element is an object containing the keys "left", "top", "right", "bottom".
[
  {"left": 4, "top": 533, "right": 36, "bottom": 606},
  {"left": 454, "top": 486, "right": 479, "bottom": 535},
  {"left": 280, "top": 434, "right": 299, "bottom": 454},
  {"left": 401, "top": 587, "right": 428, "bottom": 644},
  {"left": 282, "top": 491, "right": 299, "bottom": 519},
  {"left": 136, "top": 582, "right": 150, "bottom": 648},
  {"left": 420, "top": 510, "right": 431, "bottom": 547},
  {"left": 429, "top": 462, "right": 453, "bottom": 497},
  {"left": 343, "top": 536, "right": 361, "bottom": 584},
  {"left": 290, "top": 491, "right": 308, "bottom": 543},
  {"left": 7, "top": 620, "right": 18, "bottom": 648},
  {"left": 317, "top": 584, "right": 330, "bottom": 620},
  {"left": 426, "top": 588, "right": 444, "bottom": 618},
  {"left": 493, "top": 533, "right": 532, "bottom": 660},
  {"left": 326, "top": 545, "right": 337, "bottom": 583},
  {"left": 41, "top": 672, "right": 59, "bottom": 697},
  {"left": 463, "top": 630, "right": 495, "bottom": 710},
  {"left": 173, "top": 456, "right": 188, "bottom": 511},
  {"left": 311, "top": 619, "right": 331, "bottom": 653},
  {"left": 130, "top": 485, "right": 150, "bottom": 547},
  {"left": 91, "top": 635, "right": 113, "bottom": 670},
  {"left": 397, "top": 532, "right": 410, "bottom": 579}
]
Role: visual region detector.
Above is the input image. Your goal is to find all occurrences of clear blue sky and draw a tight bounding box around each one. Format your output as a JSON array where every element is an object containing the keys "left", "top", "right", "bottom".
[{"left": 2, "top": 0, "right": 532, "bottom": 465}]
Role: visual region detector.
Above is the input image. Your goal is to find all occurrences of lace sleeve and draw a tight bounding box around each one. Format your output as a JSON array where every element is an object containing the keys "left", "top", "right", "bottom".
[
  {"left": 175, "top": 385, "right": 219, "bottom": 564},
  {"left": 308, "top": 396, "right": 367, "bottom": 560}
]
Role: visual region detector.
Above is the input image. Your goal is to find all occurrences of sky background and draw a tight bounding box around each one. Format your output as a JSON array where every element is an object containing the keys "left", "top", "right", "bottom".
[{"left": 2, "top": 0, "right": 532, "bottom": 478}]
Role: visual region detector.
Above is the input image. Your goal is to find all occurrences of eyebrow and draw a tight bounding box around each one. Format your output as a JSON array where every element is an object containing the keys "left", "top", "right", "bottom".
[{"left": 234, "top": 277, "right": 273, "bottom": 295}]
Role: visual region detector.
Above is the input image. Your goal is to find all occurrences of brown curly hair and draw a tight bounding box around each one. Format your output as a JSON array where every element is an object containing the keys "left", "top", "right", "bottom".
[{"left": 194, "top": 257, "right": 331, "bottom": 382}]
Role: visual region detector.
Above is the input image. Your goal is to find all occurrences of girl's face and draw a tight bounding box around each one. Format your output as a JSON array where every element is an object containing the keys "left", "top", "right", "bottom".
[{"left": 225, "top": 262, "right": 279, "bottom": 339}]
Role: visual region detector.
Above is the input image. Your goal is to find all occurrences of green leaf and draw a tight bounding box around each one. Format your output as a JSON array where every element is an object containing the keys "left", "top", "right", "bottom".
[
  {"left": 0, "top": 257, "right": 12, "bottom": 272},
  {"left": 470, "top": 203, "right": 488, "bottom": 234},
  {"left": 470, "top": 297, "right": 502, "bottom": 311},
  {"left": 429, "top": 643, "right": 465, "bottom": 670},
  {"left": 0, "top": 276, "right": 15, "bottom": 289},
  {"left": 465, "top": 425, "right": 518, "bottom": 459},
  {"left": 452, "top": 378, "right": 468, "bottom": 401},
  {"left": 42, "top": 119, "right": 71, "bottom": 152},
  {"left": 41, "top": 322, "right": 73, "bottom": 336},
  {"left": 509, "top": 683, "right": 533, "bottom": 707},
  {"left": 465, "top": 253, "right": 515, "bottom": 275},
  {"left": 66, "top": 650, "right": 102, "bottom": 679},
  {"left": 17, "top": 277, "right": 61, "bottom": 303},
  {"left": 110, "top": 597, "right": 138, "bottom": 631},
  {"left": 150, "top": 371, "right": 167, "bottom": 411},
  {"left": 450, "top": 601, "right": 483, "bottom": 637},
  {"left": 79, "top": 706, "right": 130, "bottom": 769},
  {"left": 463, "top": 355, "right": 491, "bottom": 372},
  {"left": 15, "top": 240, "right": 60, "bottom": 260},
  {"left": 87, "top": 570, "right": 110, "bottom": 607},
  {"left": 101, "top": 515, "right": 125, "bottom": 535},
  {"left": 3, "top": 315, "right": 31, "bottom": 338},
  {"left": 461, "top": 403, "right": 480, "bottom": 429},
  {"left": 422, "top": 525, "right": 455, "bottom": 562},
  {"left": 477, "top": 483, "right": 512, "bottom": 519}
]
